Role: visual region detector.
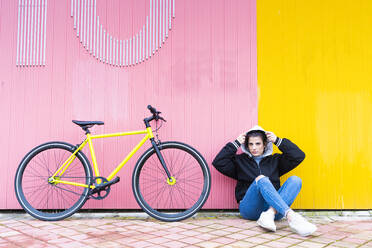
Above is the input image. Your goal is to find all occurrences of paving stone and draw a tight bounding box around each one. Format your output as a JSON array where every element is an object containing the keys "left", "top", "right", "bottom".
[
  {"left": 238, "top": 229, "right": 262, "bottom": 236},
  {"left": 115, "top": 237, "right": 138, "bottom": 245},
  {"left": 149, "top": 245, "right": 168, "bottom": 248},
  {"left": 287, "top": 233, "right": 313, "bottom": 240},
  {"left": 243, "top": 236, "right": 270, "bottom": 244},
  {"left": 194, "top": 227, "right": 215, "bottom": 233},
  {"left": 342, "top": 237, "right": 370, "bottom": 244},
  {"left": 308, "top": 236, "right": 337, "bottom": 244},
  {"left": 197, "top": 233, "right": 219, "bottom": 241},
  {"left": 62, "top": 241, "right": 91, "bottom": 248},
  {"left": 164, "top": 232, "right": 187, "bottom": 240},
  {"left": 198, "top": 241, "right": 223, "bottom": 248},
  {"left": 277, "top": 236, "right": 302, "bottom": 244},
  {"left": 212, "top": 236, "right": 236, "bottom": 245},
  {"left": 47, "top": 237, "right": 73, "bottom": 244},
  {"left": 229, "top": 232, "right": 250, "bottom": 240},
  {"left": 225, "top": 240, "right": 256, "bottom": 247},
  {"left": 331, "top": 241, "right": 360, "bottom": 247},
  {"left": 150, "top": 230, "right": 169, "bottom": 237},
  {"left": 99, "top": 232, "right": 126, "bottom": 241},
  {"left": 0, "top": 231, "right": 21, "bottom": 237},
  {"left": 162, "top": 226, "right": 187, "bottom": 233},
  {"left": 255, "top": 232, "right": 282, "bottom": 240},
  {"left": 177, "top": 223, "right": 199, "bottom": 230},
  {"left": 165, "top": 221, "right": 186, "bottom": 227},
  {"left": 128, "top": 240, "right": 154, "bottom": 248},
  {"left": 223, "top": 227, "right": 243, "bottom": 233},
  {"left": 0, "top": 238, "right": 9, "bottom": 244},
  {"left": 361, "top": 241, "right": 372, "bottom": 247},
  {"left": 249, "top": 225, "right": 270, "bottom": 233},
  {"left": 352, "top": 232, "right": 372, "bottom": 240},
  {"left": 180, "top": 236, "right": 204, "bottom": 245},
  {"left": 274, "top": 229, "right": 292, "bottom": 236},
  {"left": 321, "top": 233, "right": 349, "bottom": 240},
  {"left": 209, "top": 229, "right": 231, "bottom": 236},
  {"left": 0, "top": 213, "right": 371, "bottom": 247},
  {"left": 207, "top": 223, "right": 230, "bottom": 229},
  {"left": 179, "top": 230, "right": 201, "bottom": 237},
  {"left": 264, "top": 240, "right": 293, "bottom": 248},
  {"left": 296, "top": 241, "right": 328, "bottom": 248},
  {"left": 161, "top": 240, "right": 188, "bottom": 248}
]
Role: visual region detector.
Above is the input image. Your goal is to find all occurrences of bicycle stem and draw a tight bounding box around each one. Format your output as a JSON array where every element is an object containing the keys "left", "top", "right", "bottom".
[{"left": 150, "top": 138, "right": 172, "bottom": 179}]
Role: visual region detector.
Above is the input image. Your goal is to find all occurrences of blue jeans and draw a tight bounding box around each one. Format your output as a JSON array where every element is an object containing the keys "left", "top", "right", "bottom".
[{"left": 239, "top": 176, "right": 302, "bottom": 221}]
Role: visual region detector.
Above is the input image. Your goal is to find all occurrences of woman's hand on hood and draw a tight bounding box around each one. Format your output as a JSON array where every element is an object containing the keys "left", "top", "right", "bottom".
[
  {"left": 237, "top": 132, "right": 246, "bottom": 144},
  {"left": 265, "top": 131, "right": 277, "bottom": 143}
]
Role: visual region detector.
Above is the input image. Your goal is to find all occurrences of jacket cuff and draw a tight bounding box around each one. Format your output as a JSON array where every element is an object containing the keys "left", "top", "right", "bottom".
[
  {"left": 274, "top": 137, "right": 283, "bottom": 147},
  {"left": 232, "top": 139, "right": 241, "bottom": 149}
]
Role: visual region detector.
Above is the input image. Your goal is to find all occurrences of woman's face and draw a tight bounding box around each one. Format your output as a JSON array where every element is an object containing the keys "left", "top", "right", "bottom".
[{"left": 248, "top": 136, "right": 265, "bottom": 156}]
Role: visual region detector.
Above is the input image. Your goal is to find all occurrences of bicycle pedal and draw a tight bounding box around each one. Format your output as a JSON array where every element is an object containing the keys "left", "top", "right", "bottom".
[
  {"left": 108, "top": 177, "right": 120, "bottom": 186},
  {"left": 99, "top": 177, "right": 120, "bottom": 188}
]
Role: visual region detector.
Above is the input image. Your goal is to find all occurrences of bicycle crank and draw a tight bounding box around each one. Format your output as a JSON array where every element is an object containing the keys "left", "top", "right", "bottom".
[{"left": 89, "top": 176, "right": 120, "bottom": 200}]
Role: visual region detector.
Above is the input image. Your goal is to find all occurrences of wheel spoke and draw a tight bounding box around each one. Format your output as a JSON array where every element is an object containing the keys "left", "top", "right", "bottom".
[
  {"left": 135, "top": 142, "right": 210, "bottom": 221},
  {"left": 16, "top": 143, "right": 91, "bottom": 221}
]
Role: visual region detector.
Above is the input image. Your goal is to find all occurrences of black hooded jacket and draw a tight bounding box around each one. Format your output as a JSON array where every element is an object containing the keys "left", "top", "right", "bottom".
[{"left": 212, "top": 137, "right": 305, "bottom": 203}]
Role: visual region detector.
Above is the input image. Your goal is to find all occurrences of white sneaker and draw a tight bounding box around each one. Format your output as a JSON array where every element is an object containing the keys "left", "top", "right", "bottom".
[
  {"left": 257, "top": 210, "right": 276, "bottom": 232},
  {"left": 288, "top": 212, "right": 317, "bottom": 236}
]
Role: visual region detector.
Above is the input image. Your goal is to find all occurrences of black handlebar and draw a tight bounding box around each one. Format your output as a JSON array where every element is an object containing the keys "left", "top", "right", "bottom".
[
  {"left": 147, "top": 105, "right": 158, "bottom": 115},
  {"left": 144, "top": 105, "right": 166, "bottom": 127}
]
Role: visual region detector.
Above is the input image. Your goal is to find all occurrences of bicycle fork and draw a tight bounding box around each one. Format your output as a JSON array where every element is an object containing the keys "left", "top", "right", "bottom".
[{"left": 150, "top": 139, "right": 176, "bottom": 185}]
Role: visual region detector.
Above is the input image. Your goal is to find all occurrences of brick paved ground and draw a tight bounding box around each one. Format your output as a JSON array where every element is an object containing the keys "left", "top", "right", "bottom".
[{"left": 0, "top": 212, "right": 371, "bottom": 247}]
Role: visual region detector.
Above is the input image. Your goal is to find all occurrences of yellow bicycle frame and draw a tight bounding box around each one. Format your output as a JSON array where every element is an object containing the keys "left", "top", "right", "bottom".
[{"left": 49, "top": 127, "right": 155, "bottom": 189}]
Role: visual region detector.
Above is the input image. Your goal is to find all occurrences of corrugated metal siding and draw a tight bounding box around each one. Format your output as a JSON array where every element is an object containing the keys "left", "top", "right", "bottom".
[
  {"left": 0, "top": 0, "right": 257, "bottom": 209},
  {"left": 257, "top": 0, "right": 372, "bottom": 209}
]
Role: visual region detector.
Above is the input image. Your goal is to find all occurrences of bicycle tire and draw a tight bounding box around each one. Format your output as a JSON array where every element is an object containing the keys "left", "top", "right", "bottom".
[
  {"left": 14, "top": 142, "right": 93, "bottom": 221},
  {"left": 132, "top": 141, "right": 211, "bottom": 222}
]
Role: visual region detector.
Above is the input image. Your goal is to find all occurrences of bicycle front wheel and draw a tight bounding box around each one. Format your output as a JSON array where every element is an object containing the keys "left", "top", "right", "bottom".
[
  {"left": 132, "top": 141, "right": 211, "bottom": 222},
  {"left": 14, "top": 142, "right": 93, "bottom": 221}
]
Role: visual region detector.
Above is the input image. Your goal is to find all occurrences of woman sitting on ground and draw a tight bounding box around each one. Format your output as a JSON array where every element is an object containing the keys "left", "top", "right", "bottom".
[{"left": 212, "top": 125, "right": 317, "bottom": 236}]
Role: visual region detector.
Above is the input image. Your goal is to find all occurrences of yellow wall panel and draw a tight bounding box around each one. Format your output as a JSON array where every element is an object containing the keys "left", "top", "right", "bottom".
[{"left": 257, "top": 0, "right": 372, "bottom": 209}]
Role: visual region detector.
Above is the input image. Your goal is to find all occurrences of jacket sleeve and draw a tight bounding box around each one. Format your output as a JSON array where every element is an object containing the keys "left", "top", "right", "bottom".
[
  {"left": 212, "top": 141, "right": 240, "bottom": 180},
  {"left": 275, "top": 138, "right": 306, "bottom": 176}
]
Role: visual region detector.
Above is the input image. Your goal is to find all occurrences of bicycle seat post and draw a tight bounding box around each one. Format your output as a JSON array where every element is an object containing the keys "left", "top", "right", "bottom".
[{"left": 83, "top": 127, "right": 90, "bottom": 135}]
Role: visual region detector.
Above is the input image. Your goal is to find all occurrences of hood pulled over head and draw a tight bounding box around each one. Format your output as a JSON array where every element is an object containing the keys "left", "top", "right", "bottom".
[{"left": 241, "top": 125, "right": 273, "bottom": 157}]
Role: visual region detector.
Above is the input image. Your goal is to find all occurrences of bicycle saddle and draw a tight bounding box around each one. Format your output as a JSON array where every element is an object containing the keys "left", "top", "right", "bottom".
[{"left": 72, "top": 120, "right": 104, "bottom": 129}]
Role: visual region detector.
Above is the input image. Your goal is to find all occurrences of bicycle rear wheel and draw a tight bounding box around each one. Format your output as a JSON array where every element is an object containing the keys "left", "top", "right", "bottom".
[
  {"left": 132, "top": 141, "right": 211, "bottom": 222},
  {"left": 14, "top": 142, "right": 92, "bottom": 221}
]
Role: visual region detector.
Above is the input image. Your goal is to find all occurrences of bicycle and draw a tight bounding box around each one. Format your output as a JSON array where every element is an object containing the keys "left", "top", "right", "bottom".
[{"left": 15, "top": 105, "right": 211, "bottom": 222}]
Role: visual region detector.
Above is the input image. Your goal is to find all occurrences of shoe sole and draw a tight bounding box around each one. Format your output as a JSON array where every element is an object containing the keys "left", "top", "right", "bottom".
[
  {"left": 290, "top": 226, "right": 317, "bottom": 237},
  {"left": 257, "top": 219, "right": 276, "bottom": 232}
]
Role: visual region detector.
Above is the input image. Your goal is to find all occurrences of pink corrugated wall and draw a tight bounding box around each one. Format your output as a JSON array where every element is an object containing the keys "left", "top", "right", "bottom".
[{"left": 0, "top": 0, "right": 257, "bottom": 209}]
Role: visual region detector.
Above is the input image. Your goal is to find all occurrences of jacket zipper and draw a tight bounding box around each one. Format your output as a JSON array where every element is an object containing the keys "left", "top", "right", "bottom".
[
  {"left": 252, "top": 157, "right": 263, "bottom": 175},
  {"left": 257, "top": 163, "right": 262, "bottom": 175}
]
